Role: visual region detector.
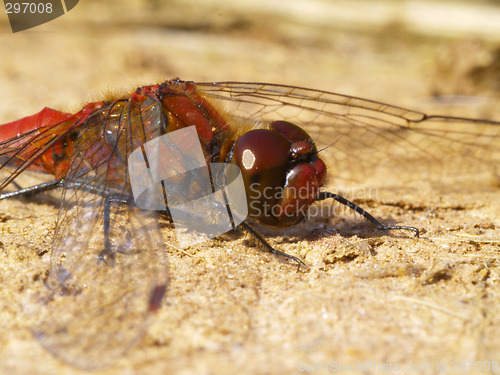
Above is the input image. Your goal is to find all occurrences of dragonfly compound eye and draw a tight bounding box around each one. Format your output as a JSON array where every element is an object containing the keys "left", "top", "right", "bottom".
[
  {"left": 233, "top": 129, "right": 289, "bottom": 220},
  {"left": 232, "top": 124, "right": 327, "bottom": 226}
]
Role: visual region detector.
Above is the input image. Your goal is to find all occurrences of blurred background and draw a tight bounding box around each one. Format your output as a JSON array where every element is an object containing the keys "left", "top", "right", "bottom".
[
  {"left": 1, "top": 1, "right": 499, "bottom": 374},
  {"left": 1, "top": 0, "right": 500, "bottom": 121}
]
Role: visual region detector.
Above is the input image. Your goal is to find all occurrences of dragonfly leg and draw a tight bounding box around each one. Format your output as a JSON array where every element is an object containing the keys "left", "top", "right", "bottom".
[
  {"left": 316, "top": 192, "right": 419, "bottom": 237},
  {"left": 97, "top": 196, "right": 116, "bottom": 266},
  {"left": 240, "top": 221, "right": 306, "bottom": 270},
  {"left": 12, "top": 181, "right": 23, "bottom": 190},
  {"left": 0, "top": 179, "right": 63, "bottom": 201}
]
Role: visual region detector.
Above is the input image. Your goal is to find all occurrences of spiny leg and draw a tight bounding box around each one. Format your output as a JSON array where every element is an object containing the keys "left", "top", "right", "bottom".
[
  {"left": 97, "top": 196, "right": 115, "bottom": 266},
  {"left": 0, "top": 179, "right": 63, "bottom": 200},
  {"left": 240, "top": 221, "right": 306, "bottom": 271},
  {"left": 316, "top": 191, "right": 419, "bottom": 237}
]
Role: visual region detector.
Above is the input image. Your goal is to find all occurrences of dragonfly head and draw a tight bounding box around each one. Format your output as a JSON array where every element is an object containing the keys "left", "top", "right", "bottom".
[{"left": 231, "top": 120, "right": 326, "bottom": 226}]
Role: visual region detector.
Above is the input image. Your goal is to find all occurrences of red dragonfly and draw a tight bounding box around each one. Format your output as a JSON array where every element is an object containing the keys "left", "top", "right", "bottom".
[{"left": 0, "top": 79, "right": 499, "bottom": 368}]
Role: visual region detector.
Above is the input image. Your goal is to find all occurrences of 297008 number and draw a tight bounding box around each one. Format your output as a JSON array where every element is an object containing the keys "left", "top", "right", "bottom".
[
  {"left": 451, "top": 361, "right": 498, "bottom": 372},
  {"left": 5, "top": 2, "right": 53, "bottom": 14}
]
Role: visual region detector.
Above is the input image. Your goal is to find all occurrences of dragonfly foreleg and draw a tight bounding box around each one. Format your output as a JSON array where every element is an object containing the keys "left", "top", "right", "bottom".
[
  {"left": 0, "top": 179, "right": 63, "bottom": 200},
  {"left": 240, "top": 221, "right": 306, "bottom": 270},
  {"left": 315, "top": 192, "right": 419, "bottom": 237}
]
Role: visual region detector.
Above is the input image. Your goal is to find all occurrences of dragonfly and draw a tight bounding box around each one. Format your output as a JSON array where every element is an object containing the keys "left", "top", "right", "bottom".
[{"left": 0, "top": 79, "right": 499, "bottom": 369}]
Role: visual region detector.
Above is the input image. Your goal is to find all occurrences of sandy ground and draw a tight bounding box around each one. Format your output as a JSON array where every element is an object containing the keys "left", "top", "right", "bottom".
[{"left": 0, "top": 1, "right": 499, "bottom": 374}]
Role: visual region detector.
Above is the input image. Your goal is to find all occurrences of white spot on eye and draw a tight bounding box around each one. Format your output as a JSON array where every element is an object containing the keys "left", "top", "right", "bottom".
[
  {"left": 242, "top": 149, "right": 256, "bottom": 170},
  {"left": 106, "top": 130, "right": 112, "bottom": 135}
]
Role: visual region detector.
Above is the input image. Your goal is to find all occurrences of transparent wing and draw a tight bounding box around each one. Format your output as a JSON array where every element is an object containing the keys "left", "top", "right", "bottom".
[
  {"left": 22, "top": 96, "right": 169, "bottom": 369},
  {"left": 198, "top": 82, "right": 500, "bottom": 191},
  {"left": 0, "top": 121, "right": 74, "bottom": 191}
]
